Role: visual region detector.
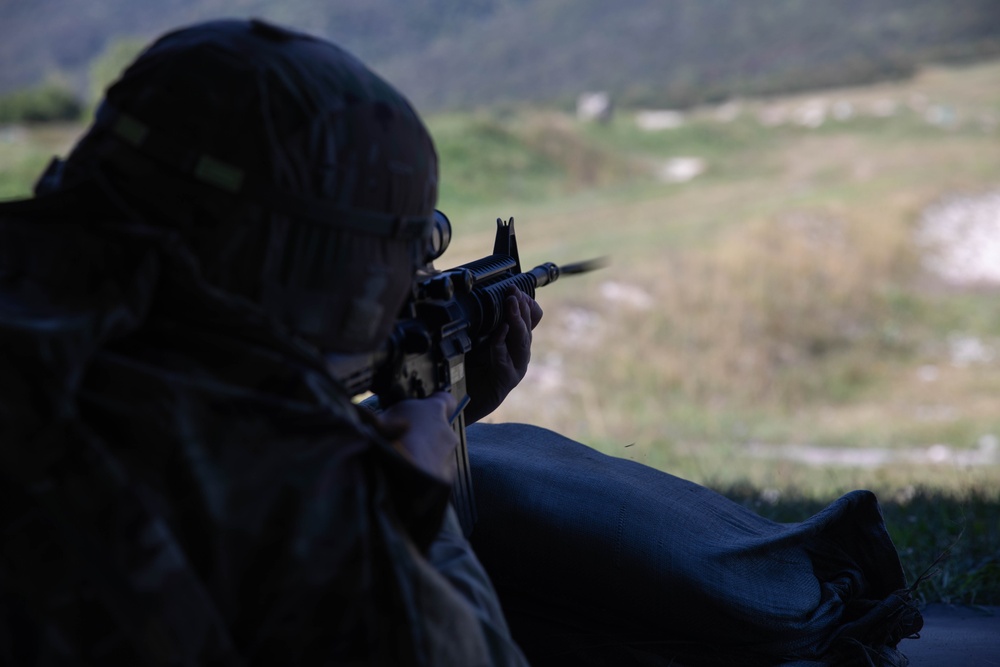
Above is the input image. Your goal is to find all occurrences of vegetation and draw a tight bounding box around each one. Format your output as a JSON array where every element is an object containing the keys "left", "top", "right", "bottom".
[
  {"left": 0, "top": 80, "right": 82, "bottom": 124},
  {"left": 1, "top": 55, "right": 998, "bottom": 604},
  {"left": 2, "top": 0, "right": 999, "bottom": 113}
]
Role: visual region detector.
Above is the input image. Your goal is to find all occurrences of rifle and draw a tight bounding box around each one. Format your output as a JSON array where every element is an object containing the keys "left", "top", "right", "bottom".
[{"left": 329, "top": 211, "right": 601, "bottom": 536}]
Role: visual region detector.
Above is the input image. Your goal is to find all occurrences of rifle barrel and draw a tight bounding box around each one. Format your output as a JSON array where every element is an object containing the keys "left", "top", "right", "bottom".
[{"left": 559, "top": 257, "right": 607, "bottom": 275}]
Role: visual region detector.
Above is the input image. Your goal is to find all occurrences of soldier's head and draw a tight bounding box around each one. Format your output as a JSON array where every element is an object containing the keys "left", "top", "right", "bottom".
[{"left": 56, "top": 19, "right": 438, "bottom": 353}]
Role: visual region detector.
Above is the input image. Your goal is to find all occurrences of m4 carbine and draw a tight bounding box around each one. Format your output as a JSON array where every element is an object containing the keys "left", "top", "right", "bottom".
[{"left": 330, "top": 211, "right": 600, "bottom": 536}]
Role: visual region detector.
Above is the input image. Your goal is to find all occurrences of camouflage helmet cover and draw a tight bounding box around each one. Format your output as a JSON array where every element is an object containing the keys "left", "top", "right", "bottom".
[{"left": 64, "top": 19, "right": 439, "bottom": 353}]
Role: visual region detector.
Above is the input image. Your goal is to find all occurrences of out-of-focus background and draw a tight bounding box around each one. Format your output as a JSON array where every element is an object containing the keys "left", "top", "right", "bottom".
[{"left": 2, "top": 0, "right": 998, "bottom": 605}]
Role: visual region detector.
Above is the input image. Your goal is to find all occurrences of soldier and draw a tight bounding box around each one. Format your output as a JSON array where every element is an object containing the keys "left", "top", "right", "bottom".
[{"left": 0, "top": 18, "right": 528, "bottom": 666}]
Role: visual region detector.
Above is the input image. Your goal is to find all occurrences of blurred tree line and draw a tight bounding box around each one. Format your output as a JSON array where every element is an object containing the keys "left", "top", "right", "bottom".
[
  {"left": 377, "top": 0, "right": 1000, "bottom": 111},
  {"left": 1, "top": 0, "right": 998, "bottom": 120},
  {"left": 0, "top": 37, "right": 143, "bottom": 124},
  {"left": 0, "top": 78, "right": 81, "bottom": 124}
]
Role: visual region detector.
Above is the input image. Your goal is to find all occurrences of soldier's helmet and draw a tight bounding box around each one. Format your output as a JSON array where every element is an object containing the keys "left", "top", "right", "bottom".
[{"left": 57, "top": 19, "right": 439, "bottom": 353}]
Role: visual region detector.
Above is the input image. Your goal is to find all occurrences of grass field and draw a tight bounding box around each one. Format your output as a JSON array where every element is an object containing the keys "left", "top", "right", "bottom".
[
  {"left": 2, "top": 59, "right": 998, "bottom": 604},
  {"left": 430, "top": 61, "right": 1000, "bottom": 604}
]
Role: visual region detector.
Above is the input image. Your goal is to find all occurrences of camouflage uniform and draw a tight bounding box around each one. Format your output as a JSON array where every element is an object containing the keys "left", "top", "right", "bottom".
[{"left": 0, "top": 20, "right": 526, "bottom": 667}]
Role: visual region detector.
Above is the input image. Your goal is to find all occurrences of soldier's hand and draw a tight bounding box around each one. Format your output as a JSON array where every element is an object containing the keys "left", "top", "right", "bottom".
[
  {"left": 464, "top": 287, "right": 543, "bottom": 423},
  {"left": 380, "top": 392, "right": 460, "bottom": 481}
]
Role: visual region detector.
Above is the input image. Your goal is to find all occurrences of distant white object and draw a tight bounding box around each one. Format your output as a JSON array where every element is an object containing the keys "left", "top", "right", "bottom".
[
  {"left": 599, "top": 281, "right": 654, "bottom": 310},
  {"left": 656, "top": 157, "right": 705, "bottom": 183},
  {"left": 714, "top": 101, "right": 742, "bottom": 123},
  {"left": 947, "top": 334, "right": 995, "bottom": 368},
  {"left": 635, "top": 110, "right": 684, "bottom": 131},
  {"left": 756, "top": 106, "right": 788, "bottom": 127},
  {"left": 925, "top": 105, "right": 958, "bottom": 128},
  {"left": 577, "top": 92, "right": 613, "bottom": 123},
  {"left": 832, "top": 100, "right": 854, "bottom": 121},
  {"left": 793, "top": 99, "right": 827, "bottom": 128},
  {"left": 916, "top": 190, "right": 1000, "bottom": 285},
  {"left": 870, "top": 99, "right": 898, "bottom": 117}
]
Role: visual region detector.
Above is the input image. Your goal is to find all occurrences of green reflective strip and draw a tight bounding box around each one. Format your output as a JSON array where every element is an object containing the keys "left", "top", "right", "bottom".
[
  {"left": 194, "top": 155, "right": 244, "bottom": 192},
  {"left": 112, "top": 114, "right": 149, "bottom": 147}
]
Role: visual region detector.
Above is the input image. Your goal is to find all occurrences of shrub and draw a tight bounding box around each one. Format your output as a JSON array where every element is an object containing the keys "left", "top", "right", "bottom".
[{"left": 0, "top": 81, "right": 82, "bottom": 124}]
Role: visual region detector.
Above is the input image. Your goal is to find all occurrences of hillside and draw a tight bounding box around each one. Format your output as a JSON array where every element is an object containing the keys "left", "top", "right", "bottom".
[{"left": 2, "top": 0, "right": 999, "bottom": 112}]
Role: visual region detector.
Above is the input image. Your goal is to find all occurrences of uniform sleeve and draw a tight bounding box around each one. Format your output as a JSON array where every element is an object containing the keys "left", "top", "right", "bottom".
[
  {"left": 70, "top": 343, "right": 526, "bottom": 667},
  {"left": 425, "top": 507, "right": 530, "bottom": 667}
]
